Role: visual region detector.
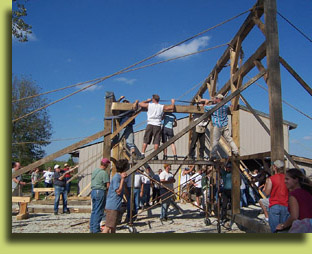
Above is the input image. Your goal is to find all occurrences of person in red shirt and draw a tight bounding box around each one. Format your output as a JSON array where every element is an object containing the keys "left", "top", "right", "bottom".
[
  {"left": 63, "top": 163, "right": 72, "bottom": 195},
  {"left": 264, "top": 160, "right": 289, "bottom": 232},
  {"left": 275, "top": 168, "right": 312, "bottom": 232}
]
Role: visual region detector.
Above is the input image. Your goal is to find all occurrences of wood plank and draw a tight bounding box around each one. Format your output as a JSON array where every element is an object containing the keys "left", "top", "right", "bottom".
[
  {"left": 12, "top": 196, "right": 31, "bottom": 203},
  {"left": 78, "top": 182, "right": 91, "bottom": 197},
  {"left": 279, "top": 56, "right": 312, "bottom": 96},
  {"left": 103, "top": 92, "right": 114, "bottom": 159},
  {"left": 291, "top": 155, "right": 312, "bottom": 165},
  {"left": 254, "top": 60, "right": 268, "bottom": 82},
  {"left": 265, "top": 0, "right": 284, "bottom": 163},
  {"left": 237, "top": 151, "right": 271, "bottom": 160},
  {"left": 12, "top": 129, "right": 108, "bottom": 178},
  {"left": 125, "top": 72, "right": 265, "bottom": 176},
  {"left": 218, "top": 42, "right": 267, "bottom": 96},
  {"left": 191, "top": 0, "right": 264, "bottom": 103},
  {"left": 33, "top": 188, "right": 55, "bottom": 192},
  {"left": 112, "top": 103, "right": 205, "bottom": 114}
]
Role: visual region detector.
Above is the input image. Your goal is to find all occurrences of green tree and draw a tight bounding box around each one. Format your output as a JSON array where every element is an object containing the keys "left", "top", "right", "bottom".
[
  {"left": 12, "top": 0, "right": 32, "bottom": 42},
  {"left": 12, "top": 75, "right": 52, "bottom": 165}
]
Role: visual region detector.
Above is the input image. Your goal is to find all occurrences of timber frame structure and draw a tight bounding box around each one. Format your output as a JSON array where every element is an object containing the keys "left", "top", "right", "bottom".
[{"left": 12, "top": 0, "right": 312, "bottom": 231}]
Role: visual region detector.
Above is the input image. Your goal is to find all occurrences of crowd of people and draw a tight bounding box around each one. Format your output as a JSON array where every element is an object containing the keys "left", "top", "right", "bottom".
[
  {"left": 12, "top": 162, "right": 75, "bottom": 216},
  {"left": 12, "top": 93, "right": 312, "bottom": 233}
]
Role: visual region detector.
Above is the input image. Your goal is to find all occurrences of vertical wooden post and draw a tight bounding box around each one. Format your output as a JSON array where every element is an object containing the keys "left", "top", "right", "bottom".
[
  {"left": 230, "top": 46, "right": 240, "bottom": 216},
  {"left": 103, "top": 91, "right": 114, "bottom": 160},
  {"left": 264, "top": 0, "right": 284, "bottom": 162}
]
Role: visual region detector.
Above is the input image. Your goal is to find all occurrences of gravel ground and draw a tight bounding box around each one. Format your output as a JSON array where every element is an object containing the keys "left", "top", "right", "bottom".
[{"left": 12, "top": 202, "right": 246, "bottom": 234}]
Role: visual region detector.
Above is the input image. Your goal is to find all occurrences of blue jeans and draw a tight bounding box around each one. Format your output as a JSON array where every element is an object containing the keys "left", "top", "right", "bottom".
[
  {"left": 143, "top": 184, "right": 151, "bottom": 206},
  {"left": 126, "top": 187, "right": 140, "bottom": 220},
  {"left": 112, "top": 126, "right": 135, "bottom": 151},
  {"left": 65, "top": 177, "right": 71, "bottom": 194},
  {"left": 240, "top": 188, "right": 248, "bottom": 207},
  {"left": 44, "top": 182, "right": 53, "bottom": 195},
  {"left": 160, "top": 189, "right": 171, "bottom": 219},
  {"left": 268, "top": 204, "right": 289, "bottom": 233},
  {"left": 90, "top": 189, "right": 106, "bottom": 233},
  {"left": 54, "top": 185, "right": 68, "bottom": 213}
]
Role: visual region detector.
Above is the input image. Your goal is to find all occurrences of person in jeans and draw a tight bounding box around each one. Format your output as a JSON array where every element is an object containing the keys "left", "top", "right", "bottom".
[
  {"left": 263, "top": 160, "right": 289, "bottom": 232},
  {"left": 53, "top": 164, "right": 74, "bottom": 215},
  {"left": 162, "top": 112, "right": 178, "bottom": 160},
  {"left": 89, "top": 158, "right": 110, "bottom": 233},
  {"left": 200, "top": 94, "right": 238, "bottom": 160},
  {"left": 125, "top": 171, "right": 143, "bottom": 223},
  {"left": 111, "top": 97, "right": 139, "bottom": 159},
  {"left": 159, "top": 164, "right": 175, "bottom": 221}
]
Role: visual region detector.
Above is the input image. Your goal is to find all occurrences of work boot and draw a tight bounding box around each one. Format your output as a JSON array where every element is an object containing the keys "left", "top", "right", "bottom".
[
  {"left": 152, "top": 155, "right": 159, "bottom": 160},
  {"left": 173, "top": 155, "right": 178, "bottom": 160},
  {"left": 163, "top": 155, "right": 168, "bottom": 160}
]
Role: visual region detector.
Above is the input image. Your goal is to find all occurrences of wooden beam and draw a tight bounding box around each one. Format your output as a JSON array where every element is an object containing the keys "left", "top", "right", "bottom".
[
  {"left": 279, "top": 56, "right": 312, "bottom": 96},
  {"left": 218, "top": 42, "right": 267, "bottom": 96},
  {"left": 12, "top": 129, "right": 108, "bottom": 178},
  {"left": 237, "top": 151, "right": 271, "bottom": 160},
  {"left": 254, "top": 60, "right": 268, "bottom": 82},
  {"left": 110, "top": 109, "right": 142, "bottom": 140},
  {"left": 78, "top": 182, "right": 91, "bottom": 197},
  {"left": 12, "top": 196, "right": 31, "bottom": 203},
  {"left": 252, "top": 16, "right": 266, "bottom": 35},
  {"left": 191, "top": 0, "right": 264, "bottom": 103},
  {"left": 112, "top": 103, "right": 205, "bottom": 114},
  {"left": 103, "top": 92, "right": 114, "bottom": 159},
  {"left": 264, "top": 0, "right": 284, "bottom": 163},
  {"left": 291, "top": 155, "right": 312, "bottom": 165},
  {"left": 240, "top": 94, "right": 299, "bottom": 169},
  {"left": 125, "top": 72, "right": 265, "bottom": 176}
]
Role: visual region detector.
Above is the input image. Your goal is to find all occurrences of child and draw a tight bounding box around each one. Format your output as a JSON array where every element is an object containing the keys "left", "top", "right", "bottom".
[{"left": 102, "top": 159, "right": 128, "bottom": 233}]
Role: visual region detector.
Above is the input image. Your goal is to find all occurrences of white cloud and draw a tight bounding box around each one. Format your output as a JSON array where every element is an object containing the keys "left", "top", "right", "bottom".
[
  {"left": 157, "top": 36, "right": 210, "bottom": 60},
  {"left": 290, "top": 139, "right": 299, "bottom": 144},
  {"left": 115, "top": 77, "right": 137, "bottom": 85},
  {"left": 303, "top": 136, "right": 312, "bottom": 140},
  {"left": 77, "top": 83, "right": 102, "bottom": 92}
]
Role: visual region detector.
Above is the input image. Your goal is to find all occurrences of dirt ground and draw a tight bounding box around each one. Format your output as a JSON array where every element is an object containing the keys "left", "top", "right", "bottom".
[{"left": 12, "top": 202, "right": 246, "bottom": 234}]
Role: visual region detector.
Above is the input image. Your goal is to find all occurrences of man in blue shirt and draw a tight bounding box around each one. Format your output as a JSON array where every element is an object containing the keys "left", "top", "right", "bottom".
[
  {"left": 162, "top": 112, "right": 178, "bottom": 160},
  {"left": 200, "top": 94, "right": 238, "bottom": 160}
]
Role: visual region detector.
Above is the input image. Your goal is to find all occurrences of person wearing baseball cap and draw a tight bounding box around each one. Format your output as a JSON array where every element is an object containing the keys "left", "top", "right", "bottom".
[
  {"left": 199, "top": 94, "right": 239, "bottom": 161},
  {"left": 89, "top": 158, "right": 111, "bottom": 233},
  {"left": 263, "top": 159, "right": 289, "bottom": 232},
  {"left": 53, "top": 164, "right": 75, "bottom": 215}
]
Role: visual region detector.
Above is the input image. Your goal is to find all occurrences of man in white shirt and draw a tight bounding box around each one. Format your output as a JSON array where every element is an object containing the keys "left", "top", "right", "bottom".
[
  {"left": 139, "top": 94, "right": 175, "bottom": 160},
  {"left": 42, "top": 167, "right": 54, "bottom": 196},
  {"left": 159, "top": 164, "right": 175, "bottom": 221},
  {"left": 190, "top": 167, "right": 203, "bottom": 207}
]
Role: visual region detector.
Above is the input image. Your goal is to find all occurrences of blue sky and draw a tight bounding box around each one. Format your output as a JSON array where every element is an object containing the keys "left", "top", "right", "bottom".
[{"left": 12, "top": 0, "right": 312, "bottom": 160}]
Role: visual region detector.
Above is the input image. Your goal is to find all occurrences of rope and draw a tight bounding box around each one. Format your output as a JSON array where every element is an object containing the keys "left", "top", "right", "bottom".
[
  {"left": 12, "top": 7, "right": 252, "bottom": 122},
  {"left": 277, "top": 11, "right": 312, "bottom": 44},
  {"left": 12, "top": 78, "right": 103, "bottom": 103},
  {"left": 251, "top": 79, "right": 312, "bottom": 121},
  {"left": 12, "top": 43, "right": 229, "bottom": 123},
  {"left": 12, "top": 136, "right": 89, "bottom": 145}
]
